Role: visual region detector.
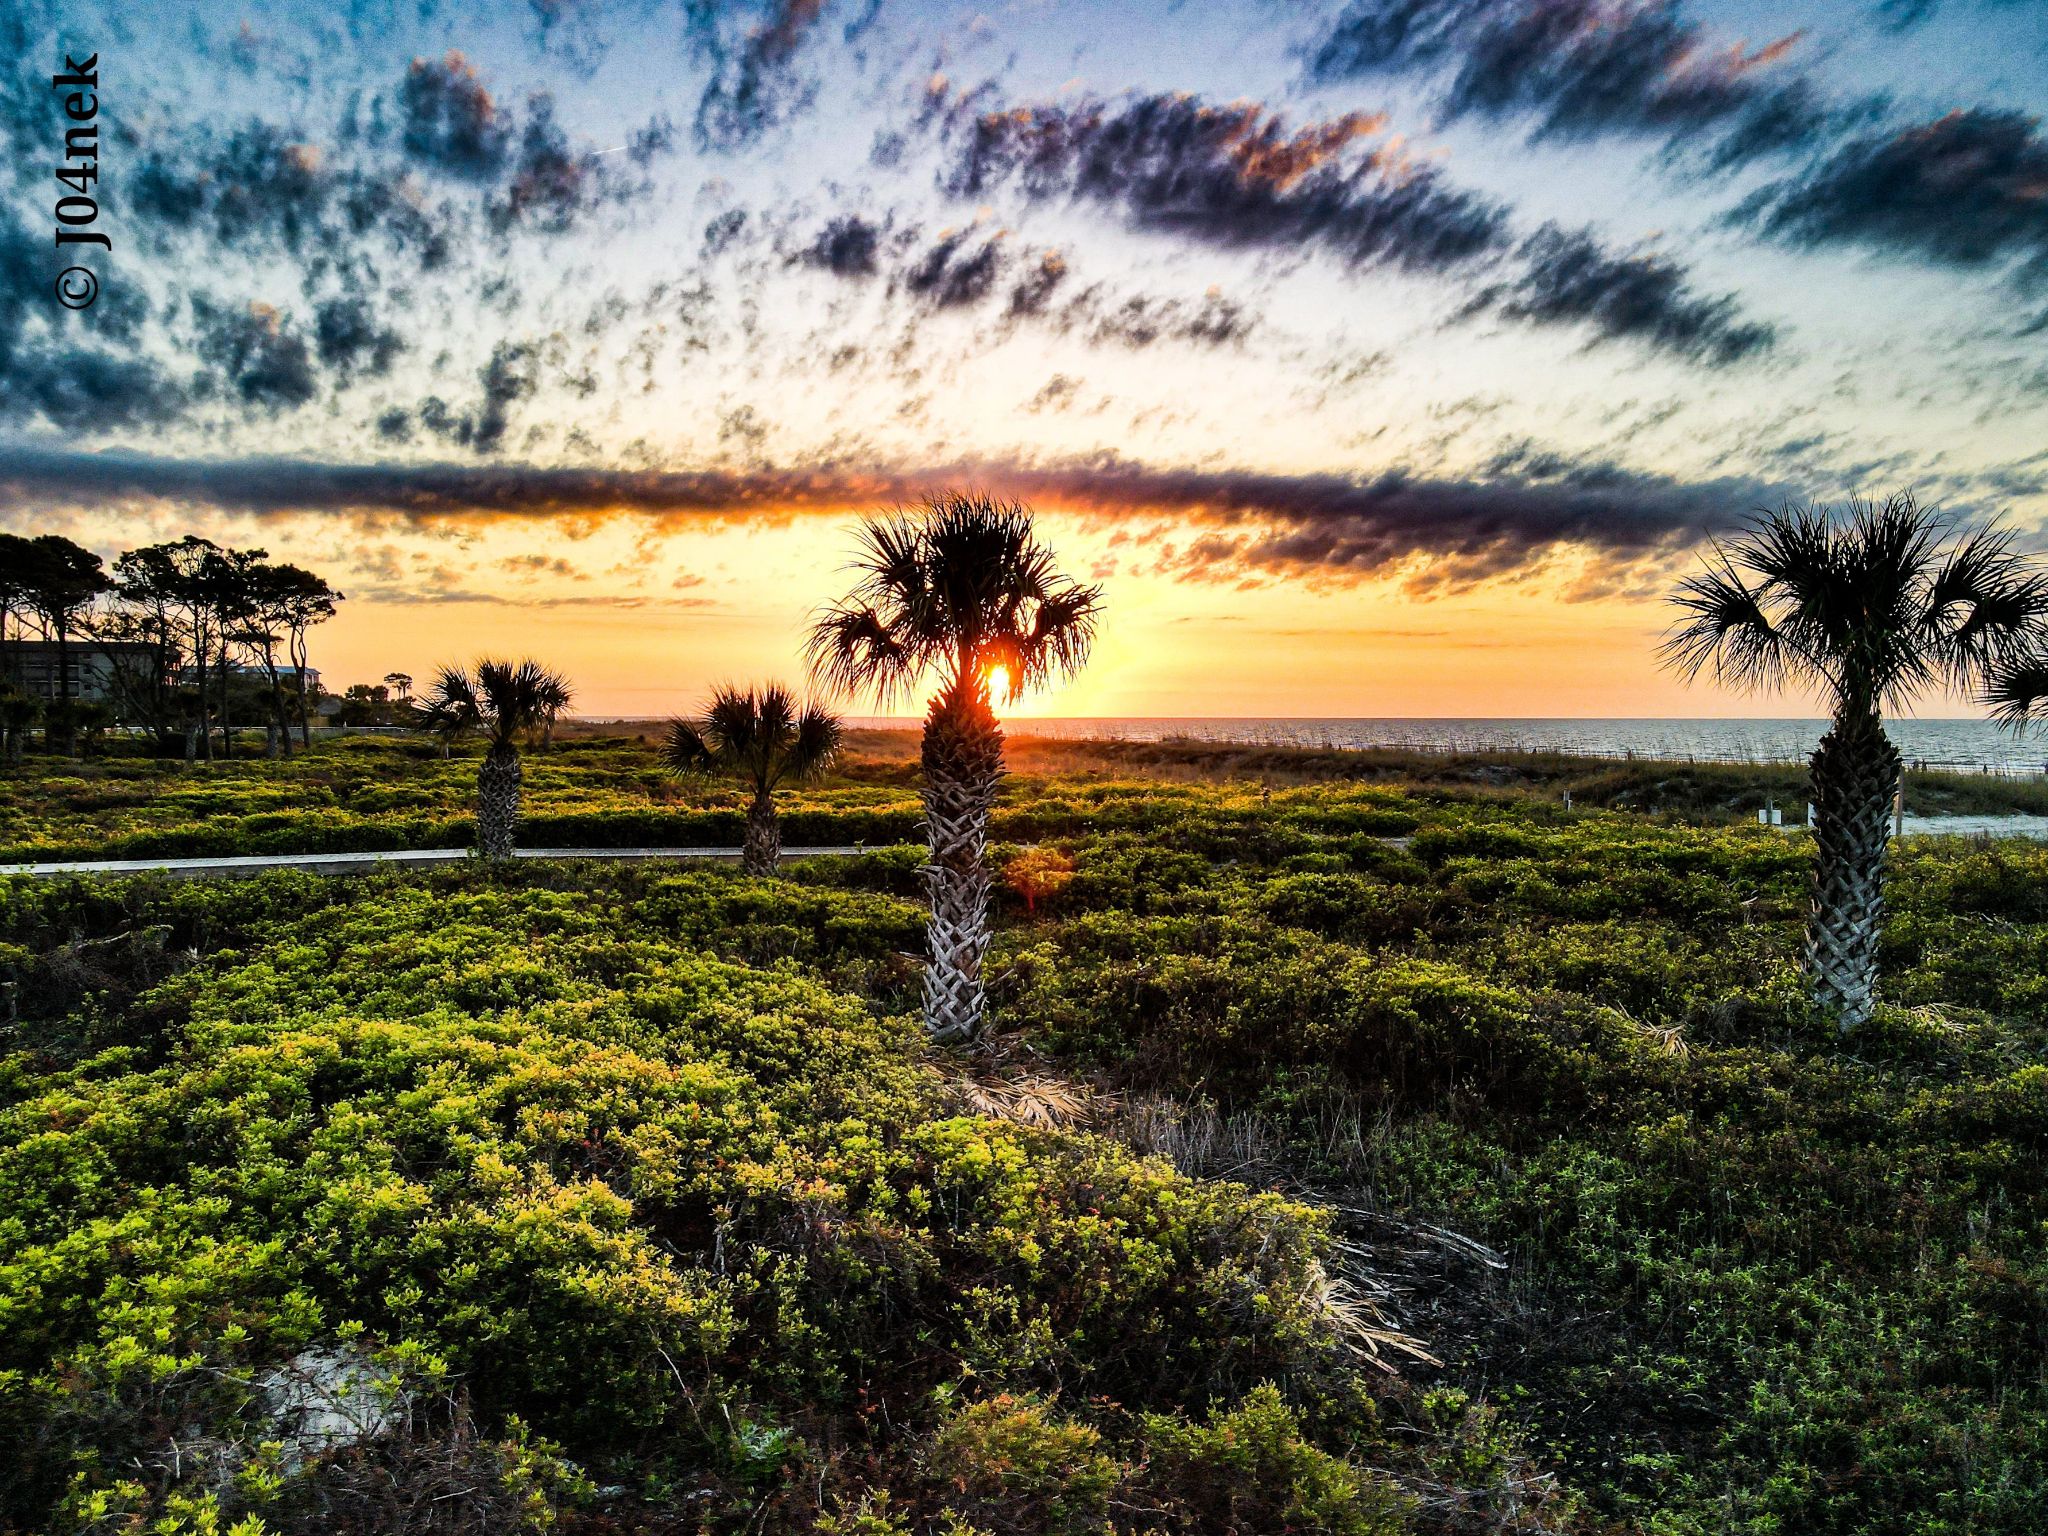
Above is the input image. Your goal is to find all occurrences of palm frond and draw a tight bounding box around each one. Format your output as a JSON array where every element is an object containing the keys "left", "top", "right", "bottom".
[
  {"left": 665, "top": 683, "right": 842, "bottom": 793},
  {"left": 806, "top": 602, "right": 917, "bottom": 705},
  {"left": 1985, "top": 651, "right": 2048, "bottom": 730},
  {"left": 808, "top": 491, "right": 1101, "bottom": 709},
  {"left": 415, "top": 658, "right": 571, "bottom": 747},
  {"left": 1923, "top": 523, "right": 2048, "bottom": 683},
  {"left": 1660, "top": 550, "right": 1792, "bottom": 692},
  {"left": 411, "top": 664, "right": 481, "bottom": 737},
  {"left": 662, "top": 718, "right": 715, "bottom": 776},
  {"left": 1665, "top": 493, "right": 2048, "bottom": 720},
  {"left": 786, "top": 703, "right": 843, "bottom": 781}
]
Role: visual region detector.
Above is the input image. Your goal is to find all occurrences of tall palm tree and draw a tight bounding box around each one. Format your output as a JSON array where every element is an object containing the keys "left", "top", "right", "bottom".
[
  {"left": 1665, "top": 494, "right": 2048, "bottom": 1031},
  {"left": 414, "top": 659, "right": 574, "bottom": 860},
  {"left": 664, "top": 684, "right": 841, "bottom": 876},
  {"left": 807, "top": 492, "right": 1103, "bottom": 1043}
]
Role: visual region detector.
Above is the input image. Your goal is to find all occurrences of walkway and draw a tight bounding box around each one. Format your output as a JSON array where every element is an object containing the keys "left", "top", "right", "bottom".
[{"left": 0, "top": 846, "right": 907, "bottom": 880}]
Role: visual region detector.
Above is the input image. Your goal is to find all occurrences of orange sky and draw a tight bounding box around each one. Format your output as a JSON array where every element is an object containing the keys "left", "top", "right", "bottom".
[{"left": 280, "top": 511, "right": 1844, "bottom": 718}]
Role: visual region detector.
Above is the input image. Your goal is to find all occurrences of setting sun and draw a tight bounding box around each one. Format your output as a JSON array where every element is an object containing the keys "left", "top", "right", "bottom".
[{"left": 986, "top": 664, "right": 1013, "bottom": 702}]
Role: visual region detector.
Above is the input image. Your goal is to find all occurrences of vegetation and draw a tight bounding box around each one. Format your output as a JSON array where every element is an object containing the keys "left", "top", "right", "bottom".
[
  {"left": 411, "top": 660, "right": 574, "bottom": 859},
  {"left": 4, "top": 740, "right": 2047, "bottom": 1533},
  {"left": 1666, "top": 495, "right": 2048, "bottom": 1029},
  {"left": 664, "top": 685, "right": 842, "bottom": 875},
  {"left": 1, "top": 532, "right": 342, "bottom": 761},
  {"left": 808, "top": 495, "right": 1103, "bottom": 1043}
]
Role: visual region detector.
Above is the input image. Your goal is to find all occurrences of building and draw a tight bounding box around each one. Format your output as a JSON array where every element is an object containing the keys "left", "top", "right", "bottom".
[
  {"left": 175, "top": 662, "right": 323, "bottom": 694},
  {"left": 0, "top": 640, "right": 164, "bottom": 704}
]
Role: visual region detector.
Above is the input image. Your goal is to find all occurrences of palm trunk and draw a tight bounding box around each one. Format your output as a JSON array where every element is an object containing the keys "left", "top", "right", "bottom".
[
  {"left": 919, "top": 688, "right": 1004, "bottom": 1043},
  {"left": 476, "top": 740, "right": 522, "bottom": 860},
  {"left": 55, "top": 619, "right": 76, "bottom": 757},
  {"left": 1804, "top": 709, "right": 1900, "bottom": 1032},
  {"left": 742, "top": 791, "right": 781, "bottom": 877}
]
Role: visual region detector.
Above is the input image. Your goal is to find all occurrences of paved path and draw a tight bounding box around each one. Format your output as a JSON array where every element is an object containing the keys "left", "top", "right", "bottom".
[{"left": 0, "top": 846, "right": 909, "bottom": 880}]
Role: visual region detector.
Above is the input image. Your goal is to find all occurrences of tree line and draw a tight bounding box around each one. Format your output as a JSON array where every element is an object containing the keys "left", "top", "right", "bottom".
[{"left": 0, "top": 532, "right": 341, "bottom": 763}]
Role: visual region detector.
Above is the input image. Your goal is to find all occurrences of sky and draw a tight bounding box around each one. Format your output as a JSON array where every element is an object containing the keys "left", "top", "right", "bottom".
[{"left": 2, "top": 0, "right": 2047, "bottom": 718}]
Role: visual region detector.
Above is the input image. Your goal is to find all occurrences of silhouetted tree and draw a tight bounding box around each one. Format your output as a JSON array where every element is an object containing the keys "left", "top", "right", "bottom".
[
  {"left": 808, "top": 493, "right": 1101, "bottom": 1042},
  {"left": 1666, "top": 494, "right": 2048, "bottom": 1030},
  {"left": 664, "top": 684, "right": 840, "bottom": 875},
  {"left": 415, "top": 659, "right": 574, "bottom": 859},
  {"left": 19, "top": 535, "right": 111, "bottom": 756}
]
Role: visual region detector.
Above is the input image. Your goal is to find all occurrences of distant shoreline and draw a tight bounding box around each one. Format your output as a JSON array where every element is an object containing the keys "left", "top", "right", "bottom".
[{"left": 557, "top": 715, "right": 2048, "bottom": 777}]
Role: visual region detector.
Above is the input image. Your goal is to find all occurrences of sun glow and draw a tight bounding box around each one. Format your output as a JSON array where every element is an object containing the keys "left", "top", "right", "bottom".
[{"left": 986, "top": 663, "right": 1013, "bottom": 702}]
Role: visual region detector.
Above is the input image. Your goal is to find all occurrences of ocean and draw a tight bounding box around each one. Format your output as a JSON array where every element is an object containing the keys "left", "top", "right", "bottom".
[{"left": 854, "top": 717, "right": 2048, "bottom": 777}]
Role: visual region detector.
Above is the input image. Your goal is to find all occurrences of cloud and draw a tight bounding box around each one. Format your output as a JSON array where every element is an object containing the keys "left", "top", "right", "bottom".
[
  {"left": 313, "top": 295, "right": 407, "bottom": 382},
  {"left": 400, "top": 51, "right": 511, "bottom": 178},
  {"left": 1748, "top": 109, "right": 2048, "bottom": 288},
  {"left": 902, "top": 229, "right": 1007, "bottom": 308},
  {"left": 796, "top": 213, "right": 884, "bottom": 276},
  {"left": 1308, "top": 0, "right": 1832, "bottom": 167},
  {"left": 939, "top": 89, "right": 1770, "bottom": 361},
  {"left": 398, "top": 339, "right": 544, "bottom": 452},
  {"left": 0, "top": 444, "right": 1773, "bottom": 590},
  {"left": 691, "top": 0, "right": 831, "bottom": 151},
  {"left": 944, "top": 92, "right": 1509, "bottom": 275},
  {"left": 191, "top": 298, "right": 320, "bottom": 412},
  {"left": 1874, "top": 0, "right": 2045, "bottom": 32},
  {"left": 1025, "top": 374, "right": 1084, "bottom": 413},
  {"left": 790, "top": 209, "right": 1262, "bottom": 349},
  {"left": 1051, "top": 285, "right": 1257, "bottom": 349},
  {"left": 0, "top": 346, "right": 182, "bottom": 433},
  {"left": 1474, "top": 223, "right": 1776, "bottom": 364},
  {"left": 0, "top": 209, "right": 179, "bottom": 431}
]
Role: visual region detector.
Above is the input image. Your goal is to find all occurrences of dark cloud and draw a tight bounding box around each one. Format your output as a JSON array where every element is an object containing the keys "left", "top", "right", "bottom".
[
  {"left": 399, "top": 51, "right": 511, "bottom": 178},
  {"left": 1308, "top": 0, "right": 1832, "bottom": 167},
  {"left": 0, "top": 444, "right": 1771, "bottom": 590},
  {"left": 191, "top": 298, "right": 320, "bottom": 412},
  {"left": 797, "top": 213, "right": 884, "bottom": 276},
  {"left": 313, "top": 295, "right": 406, "bottom": 381},
  {"left": 1749, "top": 109, "right": 2048, "bottom": 288},
  {"left": 492, "top": 96, "right": 621, "bottom": 233},
  {"left": 1474, "top": 223, "right": 1776, "bottom": 364},
  {"left": 51, "top": 48, "right": 673, "bottom": 439},
  {"left": 129, "top": 51, "right": 663, "bottom": 278},
  {"left": 690, "top": 0, "right": 829, "bottom": 151},
  {"left": 0, "top": 339, "right": 180, "bottom": 433},
  {"left": 1874, "top": 0, "right": 2044, "bottom": 32},
  {"left": 796, "top": 210, "right": 1260, "bottom": 349},
  {"left": 942, "top": 90, "right": 1767, "bottom": 362},
  {"left": 1052, "top": 286, "right": 1257, "bottom": 350},
  {"left": 945, "top": 92, "right": 1509, "bottom": 275},
  {"left": 0, "top": 209, "right": 175, "bottom": 431},
  {"left": 410, "top": 340, "right": 543, "bottom": 452},
  {"left": 1024, "top": 374, "right": 1084, "bottom": 413},
  {"left": 1006, "top": 250, "right": 1069, "bottom": 317},
  {"left": 902, "top": 229, "right": 1006, "bottom": 308},
  {"left": 131, "top": 123, "right": 418, "bottom": 261}
]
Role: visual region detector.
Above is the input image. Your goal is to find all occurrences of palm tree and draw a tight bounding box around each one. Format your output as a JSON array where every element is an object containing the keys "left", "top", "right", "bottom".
[
  {"left": 1665, "top": 494, "right": 2048, "bottom": 1031},
  {"left": 414, "top": 659, "right": 573, "bottom": 860},
  {"left": 664, "top": 684, "right": 841, "bottom": 876},
  {"left": 807, "top": 492, "right": 1103, "bottom": 1043}
]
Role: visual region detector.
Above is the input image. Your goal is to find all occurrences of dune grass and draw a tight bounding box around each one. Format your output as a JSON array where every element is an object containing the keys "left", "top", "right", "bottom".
[{"left": 4, "top": 747, "right": 2047, "bottom": 1531}]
